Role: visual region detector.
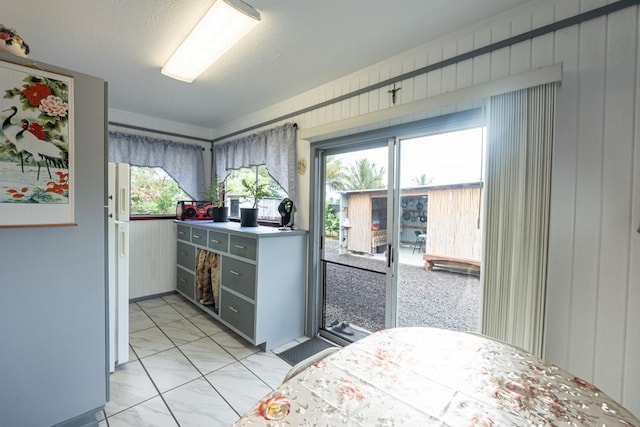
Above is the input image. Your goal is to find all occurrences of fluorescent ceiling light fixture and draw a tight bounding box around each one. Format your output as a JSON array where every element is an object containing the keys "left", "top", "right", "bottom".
[{"left": 162, "top": 0, "right": 260, "bottom": 83}]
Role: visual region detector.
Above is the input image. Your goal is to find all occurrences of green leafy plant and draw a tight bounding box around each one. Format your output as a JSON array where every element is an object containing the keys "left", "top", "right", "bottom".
[
  {"left": 130, "top": 166, "right": 189, "bottom": 215},
  {"left": 324, "top": 204, "right": 339, "bottom": 236},
  {"left": 241, "top": 177, "right": 270, "bottom": 209},
  {"left": 205, "top": 175, "right": 225, "bottom": 208}
]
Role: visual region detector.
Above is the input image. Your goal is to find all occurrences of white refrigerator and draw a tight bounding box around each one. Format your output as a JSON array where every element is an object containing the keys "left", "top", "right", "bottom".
[{"left": 107, "top": 162, "right": 130, "bottom": 372}]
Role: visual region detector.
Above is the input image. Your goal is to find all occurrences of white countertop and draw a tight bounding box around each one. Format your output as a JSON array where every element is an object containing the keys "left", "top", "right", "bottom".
[{"left": 176, "top": 220, "right": 307, "bottom": 237}]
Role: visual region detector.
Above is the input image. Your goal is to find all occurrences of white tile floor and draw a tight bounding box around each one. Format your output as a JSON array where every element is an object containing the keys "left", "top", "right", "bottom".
[{"left": 97, "top": 293, "right": 306, "bottom": 427}]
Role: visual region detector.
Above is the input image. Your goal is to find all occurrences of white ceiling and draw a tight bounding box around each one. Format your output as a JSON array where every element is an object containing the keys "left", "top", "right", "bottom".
[{"left": 2, "top": 0, "right": 534, "bottom": 131}]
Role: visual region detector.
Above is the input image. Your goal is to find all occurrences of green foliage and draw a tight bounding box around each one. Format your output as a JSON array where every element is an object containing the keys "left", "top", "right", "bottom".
[
  {"left": 324, "top": 204, "right": 339, "bottom": 236},
  {"left": 241, "top": 176, "right": 271, "bottom": 209},
  {"left": 130, "top": 166, "right": 189, "bottom": 215},
  {"left": 413, "top": 173, "right": 434, "bottom": 186},
  {"left": 325, "top": 156, "right": 347, "bottom": 192},
  {"left": 343, "top": 158, "right": 386, "bottom": 190},
  {"left": 205, "top": 174, "right": 225, "bottom": 207},
  {"left": 225, "top": 165, "right": 285, "bottom": 200}
]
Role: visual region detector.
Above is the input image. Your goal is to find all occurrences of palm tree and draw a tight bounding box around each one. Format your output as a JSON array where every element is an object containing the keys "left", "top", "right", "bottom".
[
  {"left": 344, "top": 158, "right": 386, "bottom": 190},
  {"left": 325, "top": 157, "right": 347, "bottom": 192},
  {"left": 413, "top": 173, "right": 434, "bottom": 186}
]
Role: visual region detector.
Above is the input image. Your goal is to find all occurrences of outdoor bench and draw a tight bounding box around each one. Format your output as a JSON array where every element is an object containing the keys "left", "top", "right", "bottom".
[{"left": 423, "top": 254, "right": 481, "bottom": 274}]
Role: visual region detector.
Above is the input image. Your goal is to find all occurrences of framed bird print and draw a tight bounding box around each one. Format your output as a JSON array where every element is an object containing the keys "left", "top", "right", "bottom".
[{"left": 0, "top": 59, "right": 74, "bottom": 227}]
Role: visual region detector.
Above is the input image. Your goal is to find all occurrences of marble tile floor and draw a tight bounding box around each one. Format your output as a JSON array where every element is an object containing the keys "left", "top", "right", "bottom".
[{"left": 97, "top": 293, "right": 306, "bottom": 427}]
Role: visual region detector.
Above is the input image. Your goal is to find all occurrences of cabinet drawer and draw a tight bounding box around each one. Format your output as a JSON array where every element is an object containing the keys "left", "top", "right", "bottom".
[
  {"left": 221, "top": 256, "right": 256, "bottom": 299},
  {"left": 190, "top": 227, "right": 208, "bottom": 246},
  {"left": 177, "top": 224, "right": 191, "bottom": 242},
  {"left": 176, "top": 268, "right": 195, "bottom": 300},
  {"left": 220, "top": 289, "right": 255, "bottom": 339},
  {"left": 208, "top": 230, "right": 228, "bottom": 253},
  {"left": 177, "top": 242, "right": 195, "bottom": 270},
  {"left": 229, "top": 235, "right": 257, "bottom": 260}
]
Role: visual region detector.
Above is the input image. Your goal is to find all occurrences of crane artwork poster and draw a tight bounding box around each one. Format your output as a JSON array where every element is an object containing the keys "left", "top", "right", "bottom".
[{"left": 0, "top": 60, "right": 74, "bottom": 227}]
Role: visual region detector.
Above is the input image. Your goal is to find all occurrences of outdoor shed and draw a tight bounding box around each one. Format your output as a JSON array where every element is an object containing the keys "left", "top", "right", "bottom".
[{"left": 339, "top": 182, "right": 483, "bottom": 263}]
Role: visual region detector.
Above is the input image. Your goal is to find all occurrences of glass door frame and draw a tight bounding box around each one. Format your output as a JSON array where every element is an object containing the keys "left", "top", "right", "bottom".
[
  {"left": 306, "top": 109, "right": 486, "bottom": 341},
  {"left": 308, "top": 138, "right": 392, "bottom": 344}
]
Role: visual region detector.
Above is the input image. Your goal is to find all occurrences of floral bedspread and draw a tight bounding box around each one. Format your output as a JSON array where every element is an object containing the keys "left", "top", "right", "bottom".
[{"left": 235, "top": 327, "right": 639, "bottom": 426}]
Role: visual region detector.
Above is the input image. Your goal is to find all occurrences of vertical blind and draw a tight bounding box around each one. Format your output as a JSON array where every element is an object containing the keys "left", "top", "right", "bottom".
[{"left": 482, "top": 83, "right": 556, "bottom": 357}]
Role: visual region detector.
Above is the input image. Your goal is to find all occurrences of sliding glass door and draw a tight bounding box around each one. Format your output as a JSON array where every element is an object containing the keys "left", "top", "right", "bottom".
[
  {"left": 395, "top": 128, "right": 485, "bottom": 331},
  {"left": 318, "top": 143, "right": 391, "bottom": 342},
  {"left": 311, "top": 110, "right": 486, "bottom": 344}
]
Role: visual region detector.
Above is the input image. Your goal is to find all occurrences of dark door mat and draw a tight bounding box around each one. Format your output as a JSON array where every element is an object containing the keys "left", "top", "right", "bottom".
[{"left": 276, "top": 337, "right": 336, "bottom": 366}]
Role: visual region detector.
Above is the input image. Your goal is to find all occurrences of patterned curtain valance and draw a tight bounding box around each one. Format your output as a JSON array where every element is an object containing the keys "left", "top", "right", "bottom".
[
  {"left": 213, "top": 122, "right": 297, "bottom": 202},
  {"left": 108, "top": 131, "right": 205, "bottom": 199}
]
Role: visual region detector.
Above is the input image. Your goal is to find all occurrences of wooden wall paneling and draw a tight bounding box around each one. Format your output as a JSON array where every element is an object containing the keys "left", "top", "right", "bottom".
[
  {"left": 456, "top": 34, "right": 474, "bottom": 90},
  {"left": 368, "top": 69, "right": 381, "bottom": 114},
  {"left": 378, "top": 64, "right": 392, "bottom": 112},
  {"left": 131, "top": 220, "right": 147, "bottom": 298},
  {"left": 129, "top": 220, "right": 176, "bottom": 299},
  {"left": 581, "top": 0, "right": 609, "bottom": 13},
  {"left": 545, "top": 0, "right": 581, "bottom": 372},
  {"left": 427, "top": 45, "right": 443, "bottom": 99},
  {"left": 349, "top": 77, "right": 360, "bottom": 118},
  {"left": 442, "top": 71, "right": 458, "bottom": 115},
  {"left": 341, "top": 81, "right": 351, "bottom": 121},
  {"left": 569, "top": 15, "right": 607, "bottom": 380},
  {"left": 331, "top": 84, "right": 342, "bottom": 123},
  {"left": 400, "top": 57, "right": 415, "bottom": 105},
  {"left": 323, "top": 86, "right": 335, "bottom": 124},
  {"left": 593, "top": 7, "right": 637, "bottom": 400},
  {"left": 442, "top": 40, "right": 458, "bottom": 94},
  {"left": 316, "top": 86, "right": 330, "bottom": 127},
  {"left": 472, "top": 28, "right": 492, "bottom": 85},
  {"left": 129, "top": 220, "right": 145, "bottom": 298},
  {"left": 510, "top": 11, "right": 533, "bottom": 75},
  {"left": 556, "top": 0, "right": 580, "bottom": 20},
  {"left": 308, "top": 91, "right": 319, "bottom": 129},
  {"left": 413, "top": 49, "right": 428, "bottom": 102},
  {"left": 530, "top": 2, "right": 555, "bottom": 69},
  {"left": 390, "top": 60, "right": 404, "bottom": 107},
  {"left": 156, "top": 221, "right": 177, "bottom": 295},
  {"left": 334, "top": 82, "right": 345, "bottom": 123},
  {"left": 490, "top": 18, "right": 512, "bottom": 80},
  {"left": 358, "top": 73, "right": 370, "bottom": 119},
  {"left": 312, "top": 90, "right": 327, "bottom": 127}
]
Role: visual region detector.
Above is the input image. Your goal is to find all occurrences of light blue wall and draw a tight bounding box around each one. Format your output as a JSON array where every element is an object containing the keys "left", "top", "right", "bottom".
[{"left": 0, "top": 53, "right": 107, "bottom": 426}]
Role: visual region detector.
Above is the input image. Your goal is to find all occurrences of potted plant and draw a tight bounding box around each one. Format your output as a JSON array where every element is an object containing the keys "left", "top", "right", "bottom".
[
  {"left": 205, "top": 175, "right": 228, "bottom": 222},
  {"left": 240, "top": 177, "right": 270, "bottom": 227}
]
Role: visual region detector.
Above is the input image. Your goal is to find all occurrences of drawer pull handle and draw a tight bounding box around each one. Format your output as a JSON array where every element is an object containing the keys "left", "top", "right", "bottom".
[
  {"left": 210, "top": 239, "right": 220, "bottom": 243},
  {"left": 179, "top": 278, "right": 186, "bottom": 283},
  {"left": 178, "top": 231, "right": 185, "bottom": 235},
  {"left": 234, "top": 244, "right": 245, "bottom": 249},
  {"left": 228, "top": 306, "right": 238, "bottom": 313},
  {"left": 193, "top": 234, "right": 201, "bottom": 239},
  {"left": 179, "top": 252, "right": 187, "bottom": 256},
  {"left": 230, "top": 270, "right": 240, "bottom": 276}
]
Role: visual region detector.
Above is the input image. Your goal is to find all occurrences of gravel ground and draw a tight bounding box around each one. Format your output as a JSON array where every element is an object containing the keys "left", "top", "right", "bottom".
[{"left": 322, "top": 238, "right": 480, "bottom": 333}]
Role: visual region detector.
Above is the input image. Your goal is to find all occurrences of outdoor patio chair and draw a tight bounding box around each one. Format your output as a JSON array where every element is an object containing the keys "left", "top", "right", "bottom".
[{"left": 413, "top": 230, "right": 426, "bottom": 254}]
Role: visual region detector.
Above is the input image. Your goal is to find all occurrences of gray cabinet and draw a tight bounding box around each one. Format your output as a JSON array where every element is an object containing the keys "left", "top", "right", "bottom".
[{"left": 175, "top": 221, "right": 307, "bottom": 351}]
